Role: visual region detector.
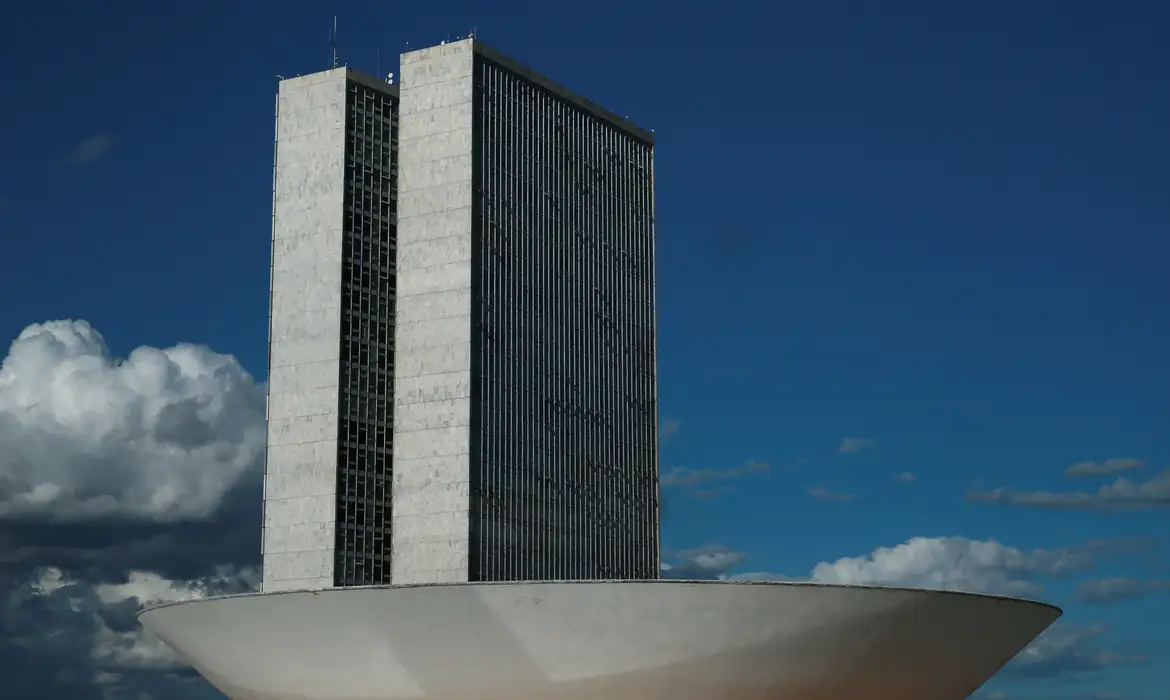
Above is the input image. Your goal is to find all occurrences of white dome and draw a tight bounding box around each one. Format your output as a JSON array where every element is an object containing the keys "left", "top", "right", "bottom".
[{"left": 138, "top": 580, "right": 1059, "bottom": 700}]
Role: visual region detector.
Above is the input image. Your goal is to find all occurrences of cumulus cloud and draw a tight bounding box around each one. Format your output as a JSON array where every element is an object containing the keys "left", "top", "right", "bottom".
[
  {"left": 0, "top": 320, "right": 266, "bottom": 522},
  {"left": 1075, "top": 577, "right": 1170, "bottom": 605},
  {"left": 89, "top": 567, "right": 259, "bottom": 670},
  {"left": 660, "top": 459, "right": 770, "bottom": 489},
  {"left": 8, "top": 564, "right": 258, "bottom": 694},
  {"left": 806, "top": 485, "right": 859, "bottom": 502},
  {"left": 2, "top": 534, "right": 259, "bottom": 699},
  {"left": 1065, "top": 458, "right": 1145, "bottom": 477},
  {"left": 807, "top": 536, "right": 1093, "bottom": 597},
  {"left": 838, "top": 437, "right": 876, "bottom": 454},
  {"left": 674, "top": 536, "right": 1102, "bottom": 597},
  {"left": 968, "top": 470, "right": 1170, "bottom": 510},
  {"left": 93, "top": 567, "right": 261, "bottom": 608},
  {"left": 0, "top": 320, "right": 265, "bottom": 699},
  {"left": 893, "top": 471, "right": 917, "bottom": 482}
]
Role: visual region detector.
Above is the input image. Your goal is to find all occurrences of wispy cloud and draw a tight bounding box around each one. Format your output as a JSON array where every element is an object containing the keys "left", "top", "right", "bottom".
[
  {"left": 660, "top": 419, "right": 681, "bottom": 440},
  {"left": 807, "top": 485, "right": 859, "bottom": 502},
  {"left": 68, "top": 134, "right": 114, "bottom": 166},
  {"left": 1065, "top": 458, "right": 1145, "bottom": 477},
  {"left": 1076, "top": 577, "right": 1170, "bottom": 605},
  {"left": 838, "top": 437, "right": 876, "bottom": 454},
  {"left": 893, "top": 471, "right": 917, "bottom": 483},
  {"left": 968, "top": 469, "right": 1170, "bottom": 510},
  {"left": 660, "top": 545, "right": 746, "bottom": 579},
  {"left": 660, "top": 459, "right": 769, "bottom": 489},
  {"left": 1006, "top": 623, "right": 1148, "bottom": 678}
]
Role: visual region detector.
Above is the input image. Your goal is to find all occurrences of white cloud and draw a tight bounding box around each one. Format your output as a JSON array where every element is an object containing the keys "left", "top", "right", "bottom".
[
  {"left": 661, "top": 545, "right": 747, "bottom": 578},
  {"left": 893, "top": 471, "right": 917, "bottom": 483},
  {"left": 1065, "top": 458, "right": 1145, "bottom": 477},
  {"left": 0, "top": 320, "right": 266, "bottom": 522},
  {"left": 838, "top": 437, "right": 876, "bottom": 454},
  {"left": 0, "top": 321, "right": 261, "bottom": 699},
  {"left": 722, "top": 536, "right": 1143, "bottom": 680},
  {"left": 94, "top": 567, "right": 260, "bottom": 607},
  {"left": 1008, "top": 623, "right": 1147, "bottom": 677},
  {"left": 660, "top": 459, "right": 770, "bottom": 488},
  {"left": 30, "top": 565, "right": 71, "bottom": 596},
  {"left": 91, "top": 617, "right": 185, "bottom": 671},
  {"left": 808, "top": 536, "right": 1092, "bottom": 596},
  {"left": 969, "top": 469, "right": 1170, "bottom": 510},
  {"left": 674, "top": 535, "right": 1094, "bottom": 598},
  {"left": 24, "top": 564, "right": 259, "bottom": 673},
  {"left": 1075, "top": 577, "right": 1170, "bottom": 605}
]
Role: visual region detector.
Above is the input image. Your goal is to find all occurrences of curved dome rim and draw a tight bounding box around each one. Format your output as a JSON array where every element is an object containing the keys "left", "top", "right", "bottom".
[{"left": 136, "top": 578, "right": 1063, "bottom": 619}]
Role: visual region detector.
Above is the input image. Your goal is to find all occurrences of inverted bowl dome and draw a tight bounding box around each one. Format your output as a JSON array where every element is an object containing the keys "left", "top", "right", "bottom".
[{"left": 138, "top": 580, "right": 1059, "bottom": 700}]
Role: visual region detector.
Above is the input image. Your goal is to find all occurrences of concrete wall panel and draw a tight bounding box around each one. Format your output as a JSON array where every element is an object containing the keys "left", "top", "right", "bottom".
[
  {"left": 395, "top": 289, "right": 473, "bottom": 325},
  {"left": 398, "top": 235, "right": 473, "bottom": 269},
  {"left": 395, "top": 397, "right": 472, "bottom": 433},
  {"left": 396, "top": 317, "right": 472, "bottom": 352},
  {"left": 398, "top": 207, "right": 474, "bottom": 243},
  {"left": 394, "top": 370, "right": 472, "bottom": 405},
  {"left": 262, "top": 69, "right": 349, "bottom": 592},
  {"left": 392, "top": 40, "right": 477, "bottom": 585},
  {"left": 264, "top": 495, "right": 335, "bottom": 528}
]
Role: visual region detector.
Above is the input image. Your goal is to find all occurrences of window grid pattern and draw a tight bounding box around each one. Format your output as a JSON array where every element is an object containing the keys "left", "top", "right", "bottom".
[
  {"left": 470, "top": 57, "right": 659, "bottom": 582},
  {"left": 335, "top": 79, "right": 398, "bottom": 587}
]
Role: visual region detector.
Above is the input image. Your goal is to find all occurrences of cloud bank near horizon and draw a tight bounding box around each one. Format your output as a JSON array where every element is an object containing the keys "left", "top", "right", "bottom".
[{"left": 0, "top": 319, "right": 1160, "bottom": 698}]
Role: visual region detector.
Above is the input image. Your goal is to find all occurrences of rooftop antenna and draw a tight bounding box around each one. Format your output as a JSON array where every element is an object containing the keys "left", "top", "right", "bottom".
[
  {"left": 469, "top": 25, "right": 477, "bottom": 39},
  {"left": 329, "top": 16, "right": 339, "bottom": 68}
]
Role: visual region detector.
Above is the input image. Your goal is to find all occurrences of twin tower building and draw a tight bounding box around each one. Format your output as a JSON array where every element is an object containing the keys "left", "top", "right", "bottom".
[{"left": 262, "top": 38, "right": 659, "bottom": 591}]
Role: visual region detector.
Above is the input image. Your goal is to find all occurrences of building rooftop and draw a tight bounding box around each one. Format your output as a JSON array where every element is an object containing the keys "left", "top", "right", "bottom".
[{"left": 402, "top": 38, "right": 655, "bottom": 146}]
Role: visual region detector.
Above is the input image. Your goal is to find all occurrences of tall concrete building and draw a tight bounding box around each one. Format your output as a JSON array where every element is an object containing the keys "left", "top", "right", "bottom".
[
  {"left": 262, "top": 39, "right": 658, "bottom": 592},
  {"left": 262, "top": 66, "right": 400, "bottom": 591}
]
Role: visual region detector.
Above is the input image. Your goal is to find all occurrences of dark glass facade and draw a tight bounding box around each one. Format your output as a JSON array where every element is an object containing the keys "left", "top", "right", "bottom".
[
  {"left": 468, "top": 55, "right": 659, "bottom": 581},
  {"left": 334, "top": 77, "right": 398, "bottom": 586}
]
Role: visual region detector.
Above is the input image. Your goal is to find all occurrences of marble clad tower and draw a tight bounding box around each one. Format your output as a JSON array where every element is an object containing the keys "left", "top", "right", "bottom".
[{"left": 261, "top": 39, "right": 659, "bottom": 591}]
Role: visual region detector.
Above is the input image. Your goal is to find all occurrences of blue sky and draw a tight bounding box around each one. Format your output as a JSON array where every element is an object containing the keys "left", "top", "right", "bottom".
[{"left": 0, "top": 1, "right": 1167, "bottom": 699}]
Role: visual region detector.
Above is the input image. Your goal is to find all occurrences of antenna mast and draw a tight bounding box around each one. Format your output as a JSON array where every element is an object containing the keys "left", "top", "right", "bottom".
[{"left": 329, "top": 16, "right": 339, "bottom": 68}]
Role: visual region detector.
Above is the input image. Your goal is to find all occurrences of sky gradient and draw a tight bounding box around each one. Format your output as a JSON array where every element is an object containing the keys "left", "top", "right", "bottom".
[{"left": 0, "top": 2, "right": 1167, "bottom": 699}]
